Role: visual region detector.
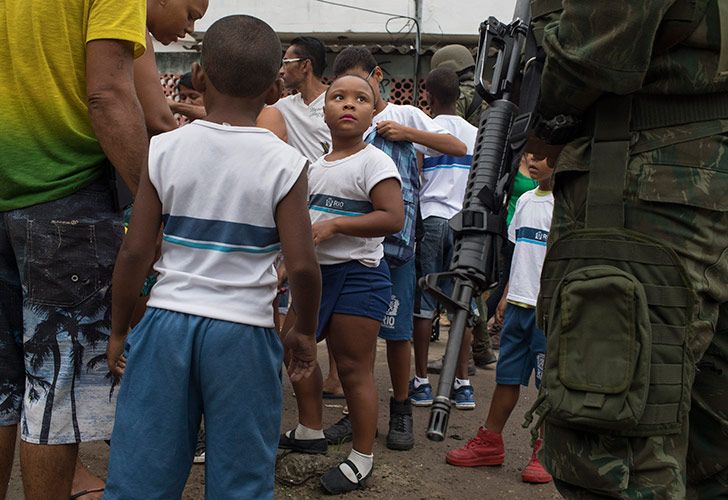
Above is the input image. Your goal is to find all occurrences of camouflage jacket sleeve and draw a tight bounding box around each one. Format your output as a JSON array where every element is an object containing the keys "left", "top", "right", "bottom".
[{"left": 539, "top": 0, "right": 678, "bottom": 118}]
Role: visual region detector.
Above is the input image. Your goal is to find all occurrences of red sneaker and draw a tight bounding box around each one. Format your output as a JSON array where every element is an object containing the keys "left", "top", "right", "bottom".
[
  {"left": 521, "top": 438, "right": 553, "bottom": 483},
  {"left": 446, "top": 427, "right": 505, "bottom": 467}
]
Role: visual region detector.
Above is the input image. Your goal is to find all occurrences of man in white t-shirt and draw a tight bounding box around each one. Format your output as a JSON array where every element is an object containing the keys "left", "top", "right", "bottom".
[
  {"left": 272, "top": 36, "right": 339, "bottom": 398},
  {"left": 273, "top": 36, "right": 331, "bottom": 162}
]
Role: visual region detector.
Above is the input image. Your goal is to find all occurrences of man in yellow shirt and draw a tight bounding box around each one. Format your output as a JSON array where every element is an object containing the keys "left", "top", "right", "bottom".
[{"left": 0, "top": 1, "right": 147, "bottom": 497}]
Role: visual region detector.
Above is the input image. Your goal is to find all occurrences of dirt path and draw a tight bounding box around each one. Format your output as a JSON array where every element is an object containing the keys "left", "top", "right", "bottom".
[{"left": 7, "top": 334, "right": 561, "bottom": 499}]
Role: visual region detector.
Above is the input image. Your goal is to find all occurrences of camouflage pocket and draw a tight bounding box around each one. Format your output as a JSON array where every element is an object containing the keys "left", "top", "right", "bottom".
[
  {"left": 545, "top": 265, "right": 652, "bottom": 431},
  {"left": 638, "top": 163, "right": 728, "bottom": 211}
]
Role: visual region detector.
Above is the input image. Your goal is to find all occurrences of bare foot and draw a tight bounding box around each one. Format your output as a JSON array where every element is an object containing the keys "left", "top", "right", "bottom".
[{"left": 71, "top": 459, "right": 105, "bottom": 500}]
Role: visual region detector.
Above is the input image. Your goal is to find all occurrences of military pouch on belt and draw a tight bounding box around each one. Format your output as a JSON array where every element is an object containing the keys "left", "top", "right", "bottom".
[
  {"left": 523, "top": 96, "right": 696, "bottom": 439},
  {"left": 541, "top": 261, "right": 652, "bottom": 430}
]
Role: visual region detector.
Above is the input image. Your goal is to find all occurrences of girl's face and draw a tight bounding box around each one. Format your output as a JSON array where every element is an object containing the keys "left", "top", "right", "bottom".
[
  {"left": 148, "top": 0, "right": 208, "bottom": 45},
  {"left": 324, "top": 76, "right": 376, "bottom": 138}
]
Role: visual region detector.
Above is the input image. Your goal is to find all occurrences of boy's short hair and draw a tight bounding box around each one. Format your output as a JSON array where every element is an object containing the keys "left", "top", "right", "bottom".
[
  {"left": 425, "top": 68, "right": 460, "bottom": 105},
  {"left": 202, "top": 15, "right": 281, "bottom": 98},
  {"left": 177, "top": 72, "right": 194, "bottom": 91},
  {"left": 290, "top": 36, "right": 327, "bottom": 77},
  {"left": 333, "top": 46, "right": 378, "bottom": 77}
]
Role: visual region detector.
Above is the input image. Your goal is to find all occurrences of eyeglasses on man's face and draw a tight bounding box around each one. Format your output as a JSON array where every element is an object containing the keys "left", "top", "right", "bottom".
[{"left": 281, "top": 57, "right": 308, "bottom": 65}]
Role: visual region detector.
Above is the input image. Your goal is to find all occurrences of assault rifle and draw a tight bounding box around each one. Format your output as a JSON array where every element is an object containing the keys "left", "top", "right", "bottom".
[{"left": 421, "top": 0, "right": 538, "bottom": 441}]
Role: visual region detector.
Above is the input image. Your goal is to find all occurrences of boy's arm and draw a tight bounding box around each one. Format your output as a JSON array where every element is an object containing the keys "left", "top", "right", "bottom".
[
  {"left": 276, "top": 164, "right": 321, "bottom": 382},
  {"left": 312, "top": 178, "right": 404, "bottom": 244},
  {"left": 107, "top": 164, "right": 163, "bottom": 377},
  {"left": 257, "top": 106, "right": 288, "bottom": 142},
  {"left": 375, "top": 121, "right": 466, "bottom": 156},
  {"left": 133, "top": 32, "right": 179, "bottom": 136},
  {"left": 169, "top": 101, "right": 207, "bottom": 121}
]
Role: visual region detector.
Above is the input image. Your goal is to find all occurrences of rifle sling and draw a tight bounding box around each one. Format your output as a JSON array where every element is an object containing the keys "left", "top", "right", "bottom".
[{"left": 585, "top": 95, "right": 632, "bottom": 229}]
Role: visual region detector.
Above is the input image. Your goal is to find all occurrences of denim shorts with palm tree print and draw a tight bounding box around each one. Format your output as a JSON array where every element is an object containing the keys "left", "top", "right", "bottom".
[{"left": 0, "top": 179, "right": 123, "bottom": 444}]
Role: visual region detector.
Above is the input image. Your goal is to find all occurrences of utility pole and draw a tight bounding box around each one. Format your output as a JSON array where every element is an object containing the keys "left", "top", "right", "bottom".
[{"left": 413, "top": 0, "right": 423, "bottom": 104}]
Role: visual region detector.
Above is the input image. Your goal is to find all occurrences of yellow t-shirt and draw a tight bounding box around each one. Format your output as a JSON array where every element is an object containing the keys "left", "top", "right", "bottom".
[{"left": 0, "top": 0, "right": 146, "bottom": 211}]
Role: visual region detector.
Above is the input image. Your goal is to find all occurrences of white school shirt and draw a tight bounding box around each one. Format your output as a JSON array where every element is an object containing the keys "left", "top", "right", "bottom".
[
  {"left": 308, "top": 144, "right": 401, "bottom": 267},
  {"left": 146, "top": 120, "right": 307, "bottom": 327},
  {"left": 420, "top": 114, "right": 477, "bottom": 220},
  {"left": 506, "top": 188, "right": 555, "bottom": 308},
  {"left": 273, "top": 92, "right": 331, "bottom": 162},
  {"left": 364, "top": 103, "right": 450, "bottom": 154}
]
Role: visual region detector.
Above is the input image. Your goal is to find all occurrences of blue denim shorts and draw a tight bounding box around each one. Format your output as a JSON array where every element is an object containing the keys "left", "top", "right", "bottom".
[
  {"left": 316, "top": 260, "right": 391, "bottom": 340},
  {"left": 379, "top": 256, "right": 416, "bottom": 341},
  {"left": 414, "top": 216, "right": 454, "bottom": 319},
  {"left": 0, "top": 179, "right": 122, "bottom": 444},
  {"left": 495, "top": 304, "right": 547, "bottom": 388}
]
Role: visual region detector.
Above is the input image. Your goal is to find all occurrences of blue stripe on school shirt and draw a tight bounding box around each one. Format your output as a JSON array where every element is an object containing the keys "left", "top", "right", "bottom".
[
  {"left": 162, "top": 235, "right": 281, "bottom": 254},
  {"left": 422, "top": 154, "right": 473, "bottom": 172},
  {"left": 309, "top": 194, "right": 373, "bottom": 217},
  {"left": 162, "top": 214, "right": 279, "bottom": 248},
  {"left": 515, "top": 227, "right": 549, "bottom": 246}
]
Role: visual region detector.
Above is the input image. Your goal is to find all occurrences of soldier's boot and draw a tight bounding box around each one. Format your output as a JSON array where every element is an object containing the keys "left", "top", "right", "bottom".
[
  {"left": 445, "top": 427, "right": 505, "bottom": 467},
  {"left": 521, "top": 438, "right": 552, "bottom": 483}
]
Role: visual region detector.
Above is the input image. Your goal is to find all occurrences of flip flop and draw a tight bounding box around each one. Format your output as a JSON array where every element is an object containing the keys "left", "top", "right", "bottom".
[
  {"left": 70, "top": 487, "right": 104, "bottom": 500},
  {"left": 322, "top": 391, "right": 345, "bottom": 400}
]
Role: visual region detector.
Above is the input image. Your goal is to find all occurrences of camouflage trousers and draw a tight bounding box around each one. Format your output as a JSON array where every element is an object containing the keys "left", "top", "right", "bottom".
[{"left": 541, "top": 132, "right": 728, "bottom": 499}]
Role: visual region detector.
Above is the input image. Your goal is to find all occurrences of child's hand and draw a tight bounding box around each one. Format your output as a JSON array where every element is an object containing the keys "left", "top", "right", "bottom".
[
  {"left": 284, "top": 329, "right": 317, "bottom": 382},
  {"left": 312, "top": 220, "right": 338, "bottom": 245},
  {"left": 376, "top": 120, "right": 410, "bottom": 142},
  {"left": 276, "top": 262, "right": 288, "bottom": 293},
  {"left": 107, "top": 334, "right": 127, "bottom": 379},
  {"left": 495, "top": 296, "right": 508, "bottom": 326}
]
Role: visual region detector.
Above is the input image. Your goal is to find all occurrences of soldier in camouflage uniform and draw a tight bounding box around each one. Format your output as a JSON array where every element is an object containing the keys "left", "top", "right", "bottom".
[
  {"left": 430, "top": 44, "right": 485, "bottom": 127},
  {"left": 530, "top": 0, "right": 728, "bottom": 498}
]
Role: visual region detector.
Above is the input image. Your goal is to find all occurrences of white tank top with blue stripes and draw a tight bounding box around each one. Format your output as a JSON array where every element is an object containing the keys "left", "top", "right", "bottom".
[{"left": 146, "top": 120, "right": 307, "bottom": 327}]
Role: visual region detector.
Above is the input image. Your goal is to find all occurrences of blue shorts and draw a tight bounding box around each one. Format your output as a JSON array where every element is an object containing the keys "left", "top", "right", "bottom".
[
  {"left": 414, "top": 217, "right": 453, "bottom": 319},
  {"left": 316, "top": 260, "right": 391, "bottom": 340},
  {"left": 105, "top": 308, "right": 283, "bottom": 499},
  {"left": 495, "top": 304, "right": 546, "bottom": 388},
  {"left": 278, "top": 289, "right": 289, "bottom": 314},
  {"left": 379, "top": 256, "right": 416, "bottom": 341}
]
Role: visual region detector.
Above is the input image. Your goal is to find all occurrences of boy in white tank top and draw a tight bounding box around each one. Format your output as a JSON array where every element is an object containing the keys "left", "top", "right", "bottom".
[{"left": 104, "top": 16, "right": 321, "bottom": 499}]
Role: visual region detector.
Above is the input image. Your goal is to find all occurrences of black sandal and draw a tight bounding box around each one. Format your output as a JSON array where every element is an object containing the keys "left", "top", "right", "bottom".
[
  {"left": 69, "top": 487, "right": 104, "bottom": 500},
  {"left": 320, "top": 459, "right": 371, "bottom": 495},
  {"left": 278, "top": 428, "right": 327, "bottom": 454}
]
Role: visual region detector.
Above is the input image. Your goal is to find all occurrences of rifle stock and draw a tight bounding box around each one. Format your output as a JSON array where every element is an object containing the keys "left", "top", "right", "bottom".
[{"left": 422, "top": 0, "right": 535, "bottom": 441}]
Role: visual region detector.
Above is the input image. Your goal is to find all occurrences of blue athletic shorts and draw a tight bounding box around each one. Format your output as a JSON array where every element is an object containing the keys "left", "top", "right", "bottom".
[
  {"left": 495, "top": 304, "right": 546, "bottom": 388},
  {"left": 105, "top": 308, "right": 283, "bottom": 499},
  {"left": 316, "top": 260, "right": 391, "bottom": 340},
  {"left": 379, "top": 256, "right": 416, "bottom": 341}
]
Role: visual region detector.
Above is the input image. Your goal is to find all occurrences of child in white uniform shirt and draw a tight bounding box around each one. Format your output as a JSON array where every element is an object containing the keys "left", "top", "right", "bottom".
[{"left": 278, "top": 75, "right": 404, "bottom": 495}]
